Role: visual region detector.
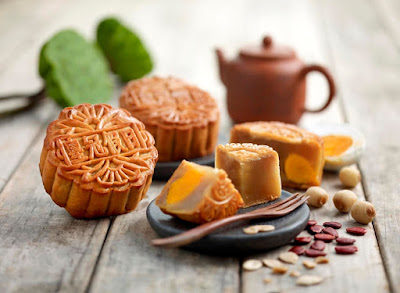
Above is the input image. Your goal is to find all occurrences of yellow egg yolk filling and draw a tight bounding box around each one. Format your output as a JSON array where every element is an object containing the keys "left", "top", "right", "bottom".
[
  {"left": 323, "top": 135, "right": 353, "bottom": 157},
  {"left": 166, "top": 168, "right": 204, "bottom": 204},
  {"left": 284, "top": 154, "right": 315, "bottom": 184}
]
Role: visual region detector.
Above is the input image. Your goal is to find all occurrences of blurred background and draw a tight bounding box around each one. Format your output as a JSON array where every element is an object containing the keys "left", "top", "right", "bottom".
[{"left": 0, "top": 0, "right": 344, "bottom": 124}]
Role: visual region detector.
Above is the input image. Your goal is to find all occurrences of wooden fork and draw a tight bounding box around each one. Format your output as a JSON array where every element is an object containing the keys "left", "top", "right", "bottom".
[{"left": 151, "top": 193, "right": 309, "bottom": 248}]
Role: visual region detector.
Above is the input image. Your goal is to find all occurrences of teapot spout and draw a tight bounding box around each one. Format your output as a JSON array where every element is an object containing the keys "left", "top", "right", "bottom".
[{"left": 215, "top": 48, "right": 228, "bottom": 85}]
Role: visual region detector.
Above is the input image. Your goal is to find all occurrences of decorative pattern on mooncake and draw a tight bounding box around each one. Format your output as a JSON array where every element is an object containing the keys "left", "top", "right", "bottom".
[
  {"left": 119, "top": 76, "right": 220, "bottom": 162},
  {"left": 156, "top": 160, "right": 243, "bottom": 224},
  {"left": 215, "top": 143, "right": 282, "bottom": 207},
  {"left": 39, "top": 104, "right": 158, "bottom": 218},
  {"left": 230, "top": 121, "right": 324, "bottom": 189}
]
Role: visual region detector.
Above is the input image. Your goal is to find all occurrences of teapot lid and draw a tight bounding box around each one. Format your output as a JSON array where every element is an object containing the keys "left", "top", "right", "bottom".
[{"left": 239, "top": 36, "right": 295, "bottom": 60}]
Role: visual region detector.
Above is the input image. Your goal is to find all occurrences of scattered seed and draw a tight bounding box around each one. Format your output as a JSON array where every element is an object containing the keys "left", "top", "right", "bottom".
[
  {"left": 289, "top": 246, "right": 306, "bottom": 255},
  {"left": 305, "top": 249, "right": 327, "bottom": 257},
  {"left": 296, "top": 275, "right": 324, "bottom": 286},
  {"left": 309, "top": 225, "right": 324, "bottom": 234},
  {"left": 263, "top": 277, "right": 272, "bottom": 284},
  {"left": 310, "top": 240, "right": 325, "bottom": 251},
  {"left": 323, "top": 221, "right": 342, "bottom": 229},
  {"left": 322, "top": 227, "right": 338, "bottom": 238},
  {"left": 262, "top": 259, "right": 283, "bottom": 268},
  {"left": 336, "top": 237, "right": 356, "bottom": 245},
  {"left": 307, "top": 220, "right": 317, "bottom": 227},
  {"left": 272, "top": 265, "right": 288, "bottom": 274},
  {"left": 243, "top": 226, "right": 259, "bottom": 234},
  {"left": 335, "top": 246, "right": 358, "bottom": 255},
  {"left": 303, "top": 260, "right": 316, "bottom": 269},
  {"left": 279, "top": 252, "right": 299, "bottom": 264},
  {"left": 346, "top": 227, "right": 367, "bottom": 235},
  {"left": 314, "top": 233, "right": 335, "bottom": 242},
  {"left": 290, "top": 270, "right": 301, "bottom": 277},
  {"left": 315, "top": 256, "right": 329, "bottom": 264},
  {"left": 294, "top": 236, "right": 312, "bottom": 245},
  {"left": 243, "top": 259, "right": 263, "bottom": 271},
  {"left": 256, "top": 224, "right": 275, "bottom": 232}
]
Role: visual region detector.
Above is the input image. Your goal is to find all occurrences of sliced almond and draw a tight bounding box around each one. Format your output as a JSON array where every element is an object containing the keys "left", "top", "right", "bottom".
[
  {"left": 243, "top": 226, "right": 259, "bottom": 234},
  {"left": 263, "top": 277, "right": 272, "bottom": 284},
  {"left": 279, "top": 252, "right": 299, "bottom": 264},
  {"left": 303, "top": 260, "right": 316, "bottom": 269},
  {"left": 242, "top": 259, "right": 262, "bottom": 271},
  {"left": 272, "top": 265, "right": 288, "bottom": 274},
  {"left": 296, "top": 275, "right": 323, "bottom": 286},
  {"left": 262, "top": 259, "right": 283, "bottom": 268},
  {"left": 255, "top": 224, "right": 275, "bottom": 232},
  {"left": 289, "top": 270, "right": 301, "bottom": 278},
  {"left": 315, "top": 256, "right": 329, "bottom": 264}
]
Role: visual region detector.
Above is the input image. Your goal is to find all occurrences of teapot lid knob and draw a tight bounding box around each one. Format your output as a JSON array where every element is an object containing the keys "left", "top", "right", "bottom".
[
  {"left": 240, "top": 35, "right": 296, "bottom": 60},
  {"left": 263, "top": 36, "right": 273, "bottom": 47}
]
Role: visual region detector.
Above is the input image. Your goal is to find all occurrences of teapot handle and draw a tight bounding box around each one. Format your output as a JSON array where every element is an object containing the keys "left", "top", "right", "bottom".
[{"left": 300, "top": 64, "right": 336, "bottom": 113}]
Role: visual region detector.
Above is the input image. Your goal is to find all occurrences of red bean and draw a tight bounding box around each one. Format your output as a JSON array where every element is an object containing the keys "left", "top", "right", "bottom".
[
  {"left": 323, "top": 221, "right": 342, "bottom": 229},
  {"left": 309, "top": 225, "right": 324, "bottom": 234},
  {"left": 314, "top": 233, "right": 335, "bottom": 242},
  {"left": 307, "top": 220, "right": 317, "bottom": 227},
  {"left": 310, "top": 240, "right": 325, "bottom": 251},
  {"left": 305, "top": 249, "right": 327, "bottom": 257},
  {"left": 289, "top": 246, "right": 306, "bottom": 255},
  {"left": 294, "top": 237, "right": 312, "bottom": 245},
  {"left": 336, "top": 237, "right": 356, "bottom": 245},
  {"left": 322, "top": 227, "right": 338, "bottom": 238},
  {"left": 346, "top": 227, "right": 367, "bottom": 235},
  {"left": 335, "top": 246, "right": 358, "bottom": 254}
]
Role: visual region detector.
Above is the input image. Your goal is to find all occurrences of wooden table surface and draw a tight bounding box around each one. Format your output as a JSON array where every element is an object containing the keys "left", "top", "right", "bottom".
[{"left": 0, "top": 0, "right": 399, "bottom": 292}]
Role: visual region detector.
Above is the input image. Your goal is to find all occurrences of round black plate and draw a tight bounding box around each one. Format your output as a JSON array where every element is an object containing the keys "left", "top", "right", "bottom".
[
  {"left": 153, "top": 153, "right": 215, "bottom": 181},
  {"left": 147, "top": 190, "right": 310, "bottom": 255}
]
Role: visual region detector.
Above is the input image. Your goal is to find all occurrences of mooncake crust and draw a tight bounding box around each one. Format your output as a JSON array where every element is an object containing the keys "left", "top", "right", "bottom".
[
  {"left": 231, "top": 121, "right": 323, "bottom": 145},
  {"left": 119, "top": 76, "right": 220, "bottom": 161},
  {"left": 39, "top": 103, "right": 158, "bottom": 218}
]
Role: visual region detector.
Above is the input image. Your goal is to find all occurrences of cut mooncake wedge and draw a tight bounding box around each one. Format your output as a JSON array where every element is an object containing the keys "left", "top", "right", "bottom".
[
  {"left": 156, "top": 160, "right": 243, "bottom": 224},
  {"left": 230, "top": 121, "right": 324, "bottom": 189},
  {"left": 215, "top": 143, "right": 282, "bottom": 208}
]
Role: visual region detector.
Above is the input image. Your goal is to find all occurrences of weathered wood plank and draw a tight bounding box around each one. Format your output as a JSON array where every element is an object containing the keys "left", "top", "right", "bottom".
[
  {"left": 241, "top": 0, "right": 389, "bottom": 292},
  {"left": 89, "top": 185, "right": 239, "bottom": 293},
  {"left": 318, "top": 0, "right": 400, "bottom": 291},
  {"left": 0, "top": 131, "right": 111, "bottom": 293}
]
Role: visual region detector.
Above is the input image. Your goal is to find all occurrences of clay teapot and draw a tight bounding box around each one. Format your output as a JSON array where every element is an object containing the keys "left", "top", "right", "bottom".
[{"left": 216, "top": 36, "right": 336, "bottom": 124}]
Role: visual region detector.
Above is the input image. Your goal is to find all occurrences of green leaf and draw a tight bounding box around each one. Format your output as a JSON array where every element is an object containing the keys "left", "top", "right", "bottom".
[
  {"left": 39, "top": 29, "right": 113, "bottom": 107},
  {"left": 96, "top": 17, "right": 153, "bottom": 82}
]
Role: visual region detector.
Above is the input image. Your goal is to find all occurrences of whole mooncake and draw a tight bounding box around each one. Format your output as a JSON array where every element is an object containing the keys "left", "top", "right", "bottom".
[
  {"left": 119, "top": 76, "right": 220, "bottom": 162},
  {"left": 39, "top": 104, "right": 158, "bottom": 218},
  {"left": 156, "top": 160, "right": 243, "bottom": 224}
]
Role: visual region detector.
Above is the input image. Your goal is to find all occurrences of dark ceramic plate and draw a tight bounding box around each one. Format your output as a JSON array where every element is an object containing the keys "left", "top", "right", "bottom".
[
  {"left": 153, "top": 153, "right": 215, "bottom": 181},
  {"left": 147, "top": 190, "right": 310, "bottom": 255}
]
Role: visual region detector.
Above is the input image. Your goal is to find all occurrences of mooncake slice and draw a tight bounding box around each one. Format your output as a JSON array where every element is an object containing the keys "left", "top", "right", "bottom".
[
  {"left": 215, "top": 143, "right": 281, "bottom": 207},
  {"left": 230, "top": 121, "right": 324, "bottom": 189},
  {"left": 120, "top": 76, "right": 220, "bottom": 162},
  {"left": 156, "top": 160, "right": 243, "bottom": 224},
  {"left": 39, "top": 104, "right": 158, "bottom": 218}
]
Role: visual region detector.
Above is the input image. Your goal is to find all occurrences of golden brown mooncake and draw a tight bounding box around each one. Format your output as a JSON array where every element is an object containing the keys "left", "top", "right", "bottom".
[
  {"left": 215, "top": 143, "right": 281, "bottom": 207},
  {"left": 230, "top": 121, "right": 324, "bottom": 189},
  {"left": 156, "top": 160, "right": 243, "bottom": 224},
  {"left": 39, "top": 104, "right": 158, "bottom": 218},
  {"left": 119, "top": 76, "right": 220, "bottom": 162}
]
